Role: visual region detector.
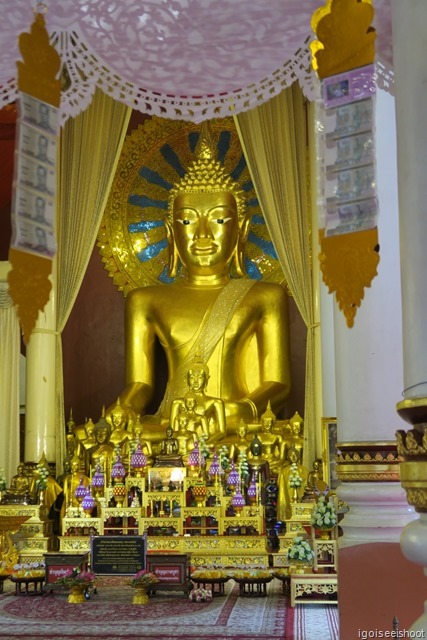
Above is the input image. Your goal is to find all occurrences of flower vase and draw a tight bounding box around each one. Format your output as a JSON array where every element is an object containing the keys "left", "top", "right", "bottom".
[
  {"left": 291, "top": 487, "right": 298, "bottom": 503},
  {"left": 291, "top": 561, "right": 309, "bottom": 575},
  {"left": 132, "top": 584, "right": 149, "bottom": 605},
  {"left": 318, "top": 527, "right": 332, "bottom": 540},
  {"left": 68, "top": 585, "right": 86, "bottom": 603}
]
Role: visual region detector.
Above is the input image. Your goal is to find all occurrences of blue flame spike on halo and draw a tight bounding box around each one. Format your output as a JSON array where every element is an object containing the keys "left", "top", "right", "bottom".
[
  {"left": 128, "top": 219, "right": 164, "bottom": 233},
  {"left": 129, "top": 194, "right": 168, "bottom": 210},
  {"left": 188, "top": 132, "right": 199, "bottom": 153},
  {"left": 230, "top": 154, "right": 246, "bottom": 181},
  {"left": 217, "top": 131, "right": 231, "bottom": 164},
  {"left": 137, "top": 238, "right": 168, "bottom": 262},
  {"left": 158, "top": 266, "right": 174, "bottom": 284},
  {"left": 160, "top": 144, "right": 186, "bottom": 178},
  {"left": 251, "top": 214, "right": 265, "bottom": 225},
  {"left": 244, "top": 257, "right": 262, "bottom": 280},
  {"left": 242, "top": 180, "right": 254, "bottom": 193},
  {"left": 139, "top": 166, "right": 173, "bottom": 191},
  {"left": 248, "top": 231, "right": 278, "bottom": 260}
]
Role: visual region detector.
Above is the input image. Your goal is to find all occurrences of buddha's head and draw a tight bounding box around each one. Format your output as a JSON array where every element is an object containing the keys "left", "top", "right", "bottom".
[
  {"left": 85, "top": 419, "right": 95, "bottom": 438},
  {"left": 70, "top": 456, "right": 80, "bottom": 474},
  {"left": 166, "top": 122, "right": 250, "bottom": 279},
  {"left": 111, "top": 398, "right": 126, "bottom": 429},
  {"left": 261, "top": 400, "right": 276, "bottom": 431},
  {"left": 186, "top": 361, "right": 209, "bottom": 393},
  {"left": 95, "top": 422, "right": 111, "bottom": 445},
  {"left": 165, "top": 426, "right": 173, "bottom": 438},
  {"left": 290, "top": 411, "right": 303, "bottom": 436}
]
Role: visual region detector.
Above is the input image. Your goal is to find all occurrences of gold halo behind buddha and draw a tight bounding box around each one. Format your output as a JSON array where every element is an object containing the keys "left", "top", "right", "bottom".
[{"left": 98, "top": 116, "right": 285, "bottom": 294}]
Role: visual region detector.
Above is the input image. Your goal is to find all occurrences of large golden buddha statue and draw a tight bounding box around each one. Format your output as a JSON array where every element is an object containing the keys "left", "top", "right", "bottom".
[{"left": 116, "top": 123, "right": 291, "bottom": 444}]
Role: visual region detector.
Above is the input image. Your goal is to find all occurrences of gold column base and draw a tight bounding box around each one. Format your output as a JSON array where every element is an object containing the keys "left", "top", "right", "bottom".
[
  {"left": 396, "top": 397, "right": 427, "bottom": 512},
  {"left": 335, "top": 441, "right": 401, "bottom": 482}
]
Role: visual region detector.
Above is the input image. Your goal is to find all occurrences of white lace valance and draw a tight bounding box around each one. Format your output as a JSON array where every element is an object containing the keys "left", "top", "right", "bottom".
[{"left": 0, "top": 0, "right": 393, "bottom": 124}]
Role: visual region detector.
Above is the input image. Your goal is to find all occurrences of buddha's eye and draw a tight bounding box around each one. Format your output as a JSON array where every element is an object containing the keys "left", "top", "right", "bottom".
[
  {"left": 183, "top": 220, "right": 191, "bottom": 225},
  {"left": 216, "top": 219, "right": 224, "bottom": 224}
]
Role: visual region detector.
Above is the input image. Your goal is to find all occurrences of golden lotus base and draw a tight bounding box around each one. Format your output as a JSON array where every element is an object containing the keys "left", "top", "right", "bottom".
[
  {"left": 67, "top": 585, "right": 86, "bottom": 603},
  {"left": 132, "top": 585, "right": 149, "bottom": 604}
]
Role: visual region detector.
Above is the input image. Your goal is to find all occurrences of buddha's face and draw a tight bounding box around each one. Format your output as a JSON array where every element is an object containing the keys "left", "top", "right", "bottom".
[
  {"left": 187, "top": 368, "right": 207, "bottom": 392},
  {"left": 112, "top": 409, "right": 125, "bottom": 428},
  {"left": 262, "top": 417, "right": 274, "bottom": 431},
  {"left": 172, "top": 191, "right": 239, "bottom": 277},
  {"left": 178, "top": 415, "right": 188, "bottom": 429},
  {"left": 96, "top": 427, "right": 108, "bottom": 444}
]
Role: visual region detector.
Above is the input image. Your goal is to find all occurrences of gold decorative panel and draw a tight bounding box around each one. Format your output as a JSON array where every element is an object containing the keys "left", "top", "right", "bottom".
[
  {"left": 311, "top": 0, "right": 375, "bottom": 78},
  {"left": 8, "top": 12, "right": 60, "bottom": 343},
  {"left": 319, "top": 228, "right": 379, "bottom": 328}
]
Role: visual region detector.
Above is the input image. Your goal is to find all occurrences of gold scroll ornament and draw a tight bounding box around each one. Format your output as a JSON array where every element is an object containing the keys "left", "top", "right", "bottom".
[
  {"left": 311, "top": 0, "right": 379, "bottom": 328},
  {"left": 7, "top": 11, "right": 61, "bottom": 343}
]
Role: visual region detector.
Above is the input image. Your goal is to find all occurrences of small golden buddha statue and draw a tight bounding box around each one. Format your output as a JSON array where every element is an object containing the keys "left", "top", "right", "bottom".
[
  {"left": 61, "top": 456, "right": 91, "bottom": 521},
  {"left": 89, "top": 420, "right": 115, "bottom": 483},
  {"left": 129, "top": 414, "right": 152, "bottom": 461},
  {"left": 284, "top": 411, "right": 304, "bottom": 464},
  {"left": 107, "top": 398, "right": 130, "bottom": 451},
  {"left": 228, "top": 419, "right": 251, "bottom": 461},
  {"left": 113, "top": 122, "right": 291, "bottom": 443},
  {"left": 2, "top": 463, "right": 33, "bottom": 503},
  {"left": 33, "top": 453, "right": 63, "bottom": 511},
  {"left": 154, "top": 426, "right": 182, "bottom": 467},
  {"left": 248, "top": 405, "right": 282, "bottom": 473},
  {"left": 170, "top": 384, "right": 213, "bottom": 442},
  {"left": 277, "top": 446, "right": 309, "bottom": 521},
  {"left": 174, "top": 412, "right": 197, "bottom": 456}
]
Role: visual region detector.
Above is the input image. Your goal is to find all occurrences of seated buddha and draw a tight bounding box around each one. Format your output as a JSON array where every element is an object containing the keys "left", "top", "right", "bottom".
[
  {"left": 174, "top": 412, "right": 197, "bottom": 457},
  {"left": 170, "top": 365, "right": 223, "bottom": 443},
  {"left": 2, "top": 463, "right": 33, "bottom": 503},
  {"left": 154, "top": 426, "right": 182, "bottom": 467},
  {"left": 114, "top": 122, "right": 291, "bottom": 445}
]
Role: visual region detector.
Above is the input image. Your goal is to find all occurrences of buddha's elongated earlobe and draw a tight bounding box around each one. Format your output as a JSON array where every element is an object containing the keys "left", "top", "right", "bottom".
[
  {"left": 233, "top": 214, "right": 251, "bottom": 276},
  {"left": 165, "top": 217, "right": 179, "bottom": 277}
]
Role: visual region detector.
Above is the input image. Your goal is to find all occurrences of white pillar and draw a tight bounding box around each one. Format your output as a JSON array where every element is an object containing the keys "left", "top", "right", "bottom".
[
  {"left": 24, "top": 280, "right": 56, "bottom": 463},
  {"left": 391, "top": 0, "right": 427, "bottom": 632},
  {"left": 392, "top": 0, "right": 427, "bottom": 401},
  {"left": 335, "top": 89, "right": 416, "bottom": 545}
]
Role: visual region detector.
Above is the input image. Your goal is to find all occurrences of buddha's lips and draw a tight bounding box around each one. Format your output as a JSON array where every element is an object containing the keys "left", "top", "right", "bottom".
[{"left": 191, "top": 242, "right": 218, "bottom": 254}]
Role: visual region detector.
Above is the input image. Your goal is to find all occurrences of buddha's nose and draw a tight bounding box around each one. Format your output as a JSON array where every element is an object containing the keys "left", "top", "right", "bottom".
[{"left": 195, "top": 214, "right": 212, "bottom": 239}]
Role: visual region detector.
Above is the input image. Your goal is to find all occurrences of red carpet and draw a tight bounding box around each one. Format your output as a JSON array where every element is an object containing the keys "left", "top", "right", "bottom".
[
  {"left": 0, "top": 577, "right": 338, "bottom": 639},
  {"left": 0, "top": 578, "right": 287, "bottom": 640}
]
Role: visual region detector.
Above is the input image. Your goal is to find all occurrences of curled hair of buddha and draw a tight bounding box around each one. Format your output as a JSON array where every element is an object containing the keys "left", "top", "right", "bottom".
[
  {"left": 167, "top": 121, "right": 246, "bottom": 220},
  {"left": 187, "top": 354, "right": 210, "bottom": 378}
]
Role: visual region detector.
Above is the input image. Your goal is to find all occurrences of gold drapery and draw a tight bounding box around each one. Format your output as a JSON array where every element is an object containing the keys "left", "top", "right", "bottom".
[
  {"left": 55, "top": 89, "right": 131, "bottom": 471},
  {"left": 234, "top": 83, "right": 318, "bottom": 467}
]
